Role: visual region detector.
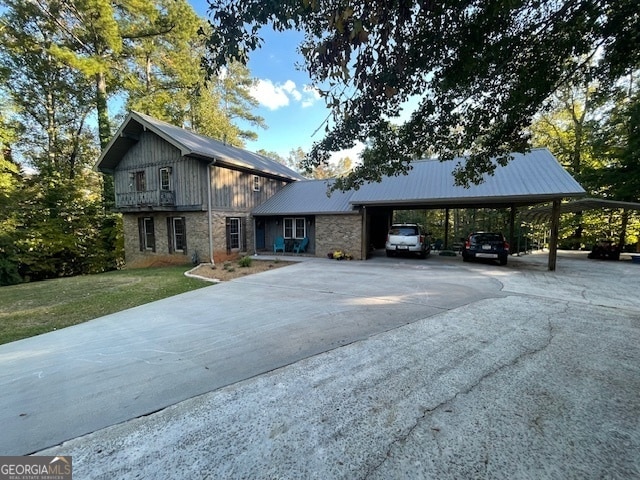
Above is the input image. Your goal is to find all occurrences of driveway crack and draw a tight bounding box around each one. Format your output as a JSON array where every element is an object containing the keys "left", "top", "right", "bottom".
[{"left": 361, "top": 303, "right": 560, "bottom": 479}]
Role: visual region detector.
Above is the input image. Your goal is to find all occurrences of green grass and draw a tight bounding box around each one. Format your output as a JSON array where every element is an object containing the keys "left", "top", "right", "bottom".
[{"left": 0, "top": 266, "right": 211, "bottom": 345}]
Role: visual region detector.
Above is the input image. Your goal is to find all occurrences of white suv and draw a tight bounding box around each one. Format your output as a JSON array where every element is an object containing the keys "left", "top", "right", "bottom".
[{"left": 385, "top": 223, "right": 431, "bottom": 258}]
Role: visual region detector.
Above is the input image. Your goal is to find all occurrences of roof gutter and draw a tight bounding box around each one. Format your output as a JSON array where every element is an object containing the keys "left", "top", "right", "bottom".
[{"left": 207, "top": 159, "right": 216, "bottom": 266}]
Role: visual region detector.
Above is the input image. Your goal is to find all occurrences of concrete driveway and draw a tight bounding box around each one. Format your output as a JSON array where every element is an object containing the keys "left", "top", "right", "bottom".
[{"left": 3, "top": 251, "right": 639, "bottom": 478}]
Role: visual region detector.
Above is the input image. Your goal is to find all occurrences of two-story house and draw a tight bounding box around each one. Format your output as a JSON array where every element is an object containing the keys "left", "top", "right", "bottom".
[
  {"left": 96, "top": 111, "right": 305, "bottom": 267},
  {"left": 99, "top": 112, "right": 587, "bottom": 270}
]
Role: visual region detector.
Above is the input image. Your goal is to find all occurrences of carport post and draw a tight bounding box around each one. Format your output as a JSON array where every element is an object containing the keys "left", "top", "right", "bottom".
[
  {"left": 509, "top": 205, "right": 516, "bottom": 254},
  {"left": 444, "top": 208, "right": 450, "bottom": 249},
  {"left": 548, "top": 199, "right": 561, "bottom": 271}
]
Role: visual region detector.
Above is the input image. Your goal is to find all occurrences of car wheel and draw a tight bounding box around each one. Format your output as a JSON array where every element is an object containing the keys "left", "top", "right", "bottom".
[
  {"left": 386, "top": 250, "right": 393, "bottom": 257},
  {"left": 499, "top": 257, "right": 508, "bottom": 266},
  {"left": 462, "top": 254, "right": 470, "bottom": 262}
]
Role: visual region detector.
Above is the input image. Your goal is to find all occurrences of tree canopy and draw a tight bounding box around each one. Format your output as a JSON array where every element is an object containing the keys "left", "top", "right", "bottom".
[
  {"left": 0, "top": 0, "right": 266, "bottom": 285},
  {"left": 204, "top": 0, "right": 640, "bottom": 189}
]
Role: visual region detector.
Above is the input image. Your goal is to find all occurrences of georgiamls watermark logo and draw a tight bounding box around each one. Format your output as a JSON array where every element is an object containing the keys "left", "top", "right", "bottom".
[{"left": 0, "top": 456, "right": 72, "bottom": 480}]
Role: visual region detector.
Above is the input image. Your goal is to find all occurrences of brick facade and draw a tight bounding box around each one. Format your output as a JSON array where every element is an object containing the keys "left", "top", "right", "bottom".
[
  {"left": 315, "top": 213, "right": 364, "bottom": 260},
  {"left": 123, "top": 210, "right": 254, "bottom": 267}
]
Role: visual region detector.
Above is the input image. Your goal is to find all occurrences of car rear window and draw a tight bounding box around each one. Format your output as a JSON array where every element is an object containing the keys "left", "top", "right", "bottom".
[
  {"left": 471, "top": 233, "right": 503, "bottom": 243},
  {"left": 390, "top": 226, "right": 419, "bottom": 236}
]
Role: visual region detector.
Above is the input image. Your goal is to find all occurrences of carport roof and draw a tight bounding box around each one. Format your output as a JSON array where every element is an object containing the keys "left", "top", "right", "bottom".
[
  {"left": 350, "top": 148, "right": 585, "bottom": 208},
  {"left": 253, "top": 148, "right": 585, "bottom": 215},
  {"left": 521, "top": 197, "right": 640, "bottom": 222}
]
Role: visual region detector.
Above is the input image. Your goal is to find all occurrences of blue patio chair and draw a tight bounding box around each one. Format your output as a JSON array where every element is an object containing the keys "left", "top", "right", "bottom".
[
  {"left": 293, "top": 237, "right": 309, "bottom": 254},
  {"left": 274, "top": 236, "right": 285, "bottom": 253}
]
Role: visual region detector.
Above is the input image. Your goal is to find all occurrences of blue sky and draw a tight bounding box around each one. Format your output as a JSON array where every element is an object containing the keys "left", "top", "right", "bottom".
[{"left": 190, "top": 1, "right": 363, "bottom": 163}]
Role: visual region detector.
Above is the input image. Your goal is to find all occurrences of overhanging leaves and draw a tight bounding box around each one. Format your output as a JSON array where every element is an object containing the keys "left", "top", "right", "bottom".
[{"left": 204, "top": 0, "right": 640, "bottom": 188}]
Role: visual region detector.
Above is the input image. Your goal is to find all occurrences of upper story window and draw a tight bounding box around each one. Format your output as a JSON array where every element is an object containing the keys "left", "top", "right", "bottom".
[
  {"left": 160, "top": 167, "right": 172, "bottom": 191},
  {"left": 252, "top": 175, "right": 260, "bottom": 192},
  {"left": 130, "top": 171, "right": 146, "bottom": 191}
]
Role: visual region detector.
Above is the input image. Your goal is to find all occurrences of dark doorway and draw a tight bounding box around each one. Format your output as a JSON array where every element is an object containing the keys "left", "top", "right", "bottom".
[{"left": 256, "top": 219, "right": 265, "bottom": 250}]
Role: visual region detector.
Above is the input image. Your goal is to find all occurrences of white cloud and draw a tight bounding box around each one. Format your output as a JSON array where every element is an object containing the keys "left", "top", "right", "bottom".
[
  {"left": 301, "top": 85, "right": 321, "bottom": 108},
  {"left": 282, "top": 80, "right": 302, "bottom": 101},
  {"left": 250, "top": 79, "right": 292, "bottom": 110},
  {"left": 329, "top": 142, "right": 365, "bottom": 165},
  {"left": 250, "top": 79, "right": 323, "bottom": 110}
]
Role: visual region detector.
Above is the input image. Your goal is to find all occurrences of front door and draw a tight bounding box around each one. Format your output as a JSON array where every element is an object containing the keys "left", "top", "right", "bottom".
[{"left": 256, "top": 219, "right": 265, "bottom": 249}]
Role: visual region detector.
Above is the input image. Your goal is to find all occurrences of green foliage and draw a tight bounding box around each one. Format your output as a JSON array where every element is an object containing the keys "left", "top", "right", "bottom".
[
  {"left": 124, "top": 5, "right": 265, "bottom": 148},
  {"left": 0, "top": 266, "right": 210, "bottom": 345},
  {"left": 13, "top": 172, "right": 123, "bottom": 282},
  {"left": 0, "top": 243, "right": 20, "bottom": 286},
  {"left": 0, "top": 0, "right": 265, "bottom": 284},
  {"left": 529, "top": 71, "right": 640, "bottom": 249},
  {"left": 204, "top": 0, "right": 640, "bottom": 189},
  {"left": 238, "top": 256, "right": 252, "bottom": 268}
]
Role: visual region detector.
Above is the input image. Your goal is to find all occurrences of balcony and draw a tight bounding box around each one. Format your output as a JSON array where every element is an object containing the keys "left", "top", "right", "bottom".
[{"left": 116, "top": 190, "right": 175, "bottom": 209}]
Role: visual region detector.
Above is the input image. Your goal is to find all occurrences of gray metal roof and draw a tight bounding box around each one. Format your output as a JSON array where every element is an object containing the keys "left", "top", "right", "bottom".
[
  {"left": 96, "top": 111, "right": 305, "bottom": 181},
  {"left": 254, "top": 148, "right": 585, "bottom": 215},
  {"left": 350, "top": 148, "right": 585, "bottom": 207},
  {"left": 252, "top": 180, "right": 356, "bottom": 215},
  {"left": 521, "top": 197, "right": 640, "bottom": 222}
]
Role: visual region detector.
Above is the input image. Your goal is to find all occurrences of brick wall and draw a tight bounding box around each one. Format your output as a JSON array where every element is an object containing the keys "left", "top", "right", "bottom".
[
  {"left": 124, "top": 211, "right": 364, "bottom": 266},
  {"left": 123, "top": 210, "right": 255, "bottom": 267},
  {"left": 315, "top": 213, "right": 363, "bottom": 260}
]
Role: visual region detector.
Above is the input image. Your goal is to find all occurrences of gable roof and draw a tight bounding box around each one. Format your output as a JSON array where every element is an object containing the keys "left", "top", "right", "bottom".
[
  {"left": 350, "top": 148, "right": 585, "bottom": 207},
  {"left": 95, "top": 111, "right": 305, "bottom": 181},
  {"left": 252, "top": 148, "right": 585, "bottom": 215}
]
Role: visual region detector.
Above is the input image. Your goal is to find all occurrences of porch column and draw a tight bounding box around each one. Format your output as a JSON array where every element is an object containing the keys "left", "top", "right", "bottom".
[
  {"left": 361, "top": 206, "right": 368, "bottom": 260},
  {"left": 509, "top": 204, "right": 516, "bottom": 254},
  {"left": 444, "top": 208, "right": 450, "bottom": 249},
  {"left": 548, "top": 199, "right": 561, "bottom": 271}
]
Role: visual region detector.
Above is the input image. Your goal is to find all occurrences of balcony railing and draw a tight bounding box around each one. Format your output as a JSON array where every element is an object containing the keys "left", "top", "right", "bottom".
[{"left": 116, "top": 190, "right": 175, "bottom": 208}]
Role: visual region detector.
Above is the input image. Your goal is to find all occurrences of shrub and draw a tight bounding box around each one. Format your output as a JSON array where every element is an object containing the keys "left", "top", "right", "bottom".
[{"left": 238, "top": 256, "right": 252, "bottom": 268}]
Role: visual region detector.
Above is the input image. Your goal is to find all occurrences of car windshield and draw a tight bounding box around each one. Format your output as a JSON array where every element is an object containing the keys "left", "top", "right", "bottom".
[{"left": 390, "top": 226, "right": 419, "bottom": 236}]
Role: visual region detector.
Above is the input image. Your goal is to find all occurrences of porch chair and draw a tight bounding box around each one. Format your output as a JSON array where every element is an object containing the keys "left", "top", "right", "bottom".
[
  {"left": 293, "top": 237, "right": 309, "bottom": 254},
  {"left": 274, "top": 236, "right": 286, "bottom": 253}
]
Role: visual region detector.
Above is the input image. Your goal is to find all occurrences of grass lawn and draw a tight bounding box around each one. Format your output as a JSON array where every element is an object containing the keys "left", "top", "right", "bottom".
[{"left": 0, "top": 266, "right": 211, "bottom": 345}]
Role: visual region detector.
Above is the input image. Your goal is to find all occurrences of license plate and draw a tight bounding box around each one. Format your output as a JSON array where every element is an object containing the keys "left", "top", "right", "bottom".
[
  {"left": 476, "top": 253, "right": 498, "bottom": 258},
  {"left": 482, "top": 244, "right": 492, "bottom": 250},
  {"left": 397, "top": 245, "right": 408, "bottom": 250}
]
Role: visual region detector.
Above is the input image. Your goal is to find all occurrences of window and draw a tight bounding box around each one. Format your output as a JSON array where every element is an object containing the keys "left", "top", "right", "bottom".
[
  {"left": 160, "top": 168, "right": 171, "bottom": 191},
  {"left": 133, "top": 171, "right": 146, "bottom": 191},
  {"left": 138, "top": 217, "right": 155, "bottom": 251},
  {"left": 228, "top": 218, "right": 240, "bottom": 249},
  {"left": 168, "top": 217, "right": 186, "bottom": 253},
  {"left": 284, "top": 217, "right": 306, "bottom": 239},
  {"left": 252, "top": 175, "right": 260, "bottom": 192}
]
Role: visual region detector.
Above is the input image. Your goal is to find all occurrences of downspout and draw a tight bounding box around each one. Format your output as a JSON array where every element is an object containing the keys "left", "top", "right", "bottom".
[{"left": 207, "top": 160, "right": 216, "bottom": 266}]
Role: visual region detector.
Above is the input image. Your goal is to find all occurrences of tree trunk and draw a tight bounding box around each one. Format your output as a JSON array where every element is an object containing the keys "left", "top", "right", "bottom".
[
  {"left": 95, "top": 71, "right": 111, "bottom": 149},
  {"left": 95, "top": 70, "right": 114, "bottom": 209}
]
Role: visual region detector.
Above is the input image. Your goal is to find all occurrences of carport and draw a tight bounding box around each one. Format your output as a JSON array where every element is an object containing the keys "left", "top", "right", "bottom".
[
  {"left": 253, "top": 148, "right": 586, "bottom": 270},
  {"left": 521, "top": 197, "right": 640, "bottom": 251},
  {"left": 348, "top": 149, "right": 585, "bottom": 271}
]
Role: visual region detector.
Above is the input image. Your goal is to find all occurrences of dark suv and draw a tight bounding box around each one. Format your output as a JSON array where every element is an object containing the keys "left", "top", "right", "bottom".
[{"left": 462, "top": 232, "right": 510, "bottom": 265}]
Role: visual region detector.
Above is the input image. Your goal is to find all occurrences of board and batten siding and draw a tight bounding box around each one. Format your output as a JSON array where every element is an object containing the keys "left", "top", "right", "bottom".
[
  {"left": 211, "top": 165, "right": 288, "bottom": 210},
  {"left": 113, "top": 131, "right": 205, "bottom": 208}
]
